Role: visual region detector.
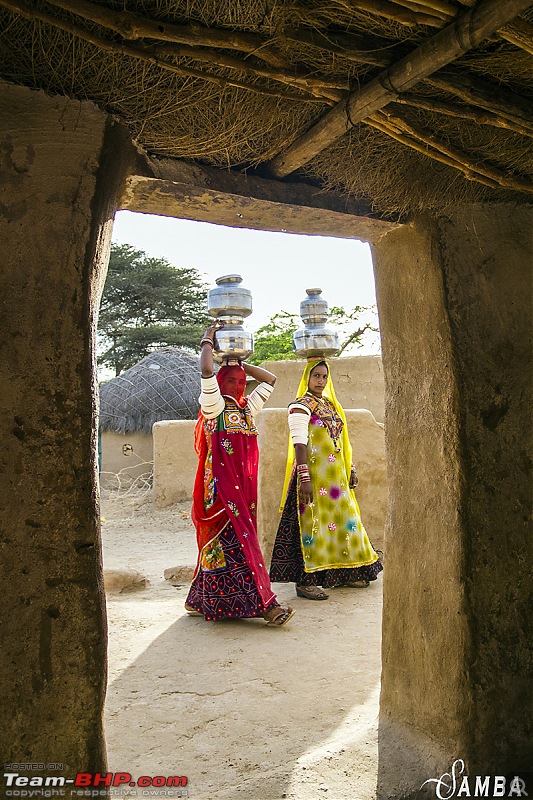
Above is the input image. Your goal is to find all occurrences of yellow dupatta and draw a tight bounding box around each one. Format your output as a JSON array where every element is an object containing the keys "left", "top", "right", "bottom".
[{"left": 279, "top": 359, "right": 353, "bottom": 511}]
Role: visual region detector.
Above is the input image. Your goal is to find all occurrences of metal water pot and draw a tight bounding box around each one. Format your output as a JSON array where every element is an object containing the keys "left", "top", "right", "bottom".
[
  {"left": 206, "top": 274, "right": 254, "bottom": 361},
  {"left": 293, "top": 288, "right": 340, "bottom": 358}
]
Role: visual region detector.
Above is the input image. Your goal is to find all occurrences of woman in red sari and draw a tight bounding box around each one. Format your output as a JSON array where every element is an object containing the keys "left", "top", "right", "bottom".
[{"left": 185, "top": 321, "right": 294, "bottom": 627}]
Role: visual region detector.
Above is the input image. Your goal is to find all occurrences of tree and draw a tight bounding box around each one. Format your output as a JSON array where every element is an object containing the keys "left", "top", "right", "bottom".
[
  {"left": 328, "top": 305, "right": 380, "bottom": 356},
  {"left": 248, "top": 306, "right": 379, "bottom": 365},
  {"left": 248, "top": 312, "right": 301, "bottom": 365},
  {"left": 98, "top": 243, "right": 209, "bottom": 375}
]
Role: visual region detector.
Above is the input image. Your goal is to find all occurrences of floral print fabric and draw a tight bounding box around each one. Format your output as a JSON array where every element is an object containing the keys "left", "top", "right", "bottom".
[{"left": 298, "top": 410, "right": 379, "bottom": 572}]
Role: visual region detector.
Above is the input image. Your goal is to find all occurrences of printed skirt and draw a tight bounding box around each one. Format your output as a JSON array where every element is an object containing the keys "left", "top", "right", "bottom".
[
  {"left": 269, "top": 474, "right": 383, "bottom": 588},
  {"left": 186, "top": 521, "right": 277, "bottom": 621}
]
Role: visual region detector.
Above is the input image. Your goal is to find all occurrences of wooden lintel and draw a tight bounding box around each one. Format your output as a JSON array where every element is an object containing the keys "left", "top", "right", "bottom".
[
  {"left": 120, "top": 157, "right": 398, "bottom": 241},
  {"left": 267, "top": 0, "right": 533, "bottom": 178}
]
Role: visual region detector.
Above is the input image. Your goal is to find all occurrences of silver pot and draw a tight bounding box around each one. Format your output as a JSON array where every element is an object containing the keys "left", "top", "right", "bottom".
[
  {"left": 207, "top": 275, "right": 254, "bottom": 361},
  {"left": 300, "top": 287, "right": 329, "bottom": 325},
  {"left": 207, "top": 274, "right": 252, "bottom": 319},
  {"left": 292, "top": 325, "right": 340, "bottom": 358},
  {"left": 293, "top": 288, "right": 340, "bottom": 357},
  {"left": 214, "top": 320, "right": 254, "bottom": 363}
]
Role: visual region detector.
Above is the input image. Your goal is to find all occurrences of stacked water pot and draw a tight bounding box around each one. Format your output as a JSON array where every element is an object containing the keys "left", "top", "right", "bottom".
[
  {"left": 207, "top": 274, "right": 254, "bottom": 362},
  {"left": 293, "top": 288, "right": 340, "bottom": 358}
]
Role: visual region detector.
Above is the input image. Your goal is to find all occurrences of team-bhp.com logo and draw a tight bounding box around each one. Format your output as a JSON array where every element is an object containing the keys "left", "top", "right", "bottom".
[
  {"left": 421, "top": 760, "right": 530, "bottom": 798},
  {"left": 3, "top": 770, "right": 188, "bottom": 797}
]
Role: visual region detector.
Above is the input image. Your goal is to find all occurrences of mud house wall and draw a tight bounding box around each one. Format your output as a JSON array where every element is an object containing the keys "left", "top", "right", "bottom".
[
  {"left": 100, "top": 430, "right": 154, "bottom": 488},
  {"left": 372, "top": 204, "right": 532, "bottom": 795},
  {"left": 0, "top": 81, "right": 132, "bottom": 770},
  {"left": 153, "top": 420, "right": 197, "bottom": 506},
  {"left": 258, "top": 355, "right": 385, "bottom": 422},
  {"left": 153, "top": 409, "right": 387, "bottom": 558}
]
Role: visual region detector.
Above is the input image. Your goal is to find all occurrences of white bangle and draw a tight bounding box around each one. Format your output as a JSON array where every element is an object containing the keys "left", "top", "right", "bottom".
[{"left": 288, "top": 408, "right": 310, "bottom": 446}]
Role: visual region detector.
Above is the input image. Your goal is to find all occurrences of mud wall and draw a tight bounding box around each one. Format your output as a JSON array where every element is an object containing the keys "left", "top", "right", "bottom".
[
  {"left": 0, "top": 81, "right": 132, "bottom": 771},
  {"left": 372, "top": 204, "right": 532, "bottom": 795},
  {"left": 100, "top": 431, "right": 154, "bottom": 489},
  {"left": 257, "top": 355, "right": 385, "bottom": 422}
]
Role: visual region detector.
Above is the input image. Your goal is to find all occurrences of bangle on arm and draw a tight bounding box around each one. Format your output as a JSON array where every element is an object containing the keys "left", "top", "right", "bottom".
[
  {"left": 297, "top": 464, "right": 311, "bottom": 484},
  {"left": 288, "top": 407, "right": 310, "bottom": 446}
]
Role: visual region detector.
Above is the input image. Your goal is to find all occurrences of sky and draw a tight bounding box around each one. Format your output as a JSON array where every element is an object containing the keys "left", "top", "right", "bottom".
[{"left": 111, "top": 210, "right": 381, "bottom": 355}]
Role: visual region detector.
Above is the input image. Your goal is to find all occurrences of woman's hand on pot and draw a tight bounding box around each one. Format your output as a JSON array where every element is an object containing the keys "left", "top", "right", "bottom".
[{"left": 204, "top": 320, "right": 224, "bottom": 340}]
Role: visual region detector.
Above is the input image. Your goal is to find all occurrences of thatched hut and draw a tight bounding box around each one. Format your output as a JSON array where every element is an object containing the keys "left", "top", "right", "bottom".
[{"left": 99, "top": 347, "right": 200, "bottom": 487}]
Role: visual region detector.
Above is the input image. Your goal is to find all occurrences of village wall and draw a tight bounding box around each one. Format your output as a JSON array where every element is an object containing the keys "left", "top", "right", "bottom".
[
  {"left": 372, "top": 205, "right": 533, "bottom": 792},
  {"left": 109, "top": 354, "right": 385, "bottom": 491},
  {"left": 257, "top": 355, "right": 385, "bottom": 422},
  {"left": 100, "top": 430, "right": 154, "bottom": 489}
]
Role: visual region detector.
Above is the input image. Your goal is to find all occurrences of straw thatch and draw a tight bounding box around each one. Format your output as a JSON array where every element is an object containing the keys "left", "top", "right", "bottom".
[
  {"left": 1, "top": 0, "right": 532, "bottom": 216},
  {"left": 99, "top": 348, "right": 200, "bottom": 435}
]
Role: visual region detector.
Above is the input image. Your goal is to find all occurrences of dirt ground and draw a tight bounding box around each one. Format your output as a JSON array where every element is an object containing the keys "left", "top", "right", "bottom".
[{"left": 100, "top": 488, "right": 383, "bottom": 800}]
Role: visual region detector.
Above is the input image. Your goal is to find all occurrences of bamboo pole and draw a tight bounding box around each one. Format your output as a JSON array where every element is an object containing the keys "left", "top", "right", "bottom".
[
  {"left": 43, "top": 0, "right": 289, "bottom": 68},
  {"left": 364, "top": 114, "right": 502, "bottom": 187},
  {"left": 392, "top": 94, "right": 533, "bottom": 137},
  {"left": 428, "top": 71, "right": 533, "bottom": 128},
  {"left": 372, "top": 108, "right": 533, "bottom": 191},
  {"left": 0, "top": 0, "right": 328, "bottom": 104},
  {"left": 267, "top": 0, "right": 533, "bottom": 177}
]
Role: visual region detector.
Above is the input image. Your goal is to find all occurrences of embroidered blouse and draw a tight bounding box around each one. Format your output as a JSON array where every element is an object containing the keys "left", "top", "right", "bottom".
[{"left": 199, "top": 376, "right": 274, "bottom": 421}]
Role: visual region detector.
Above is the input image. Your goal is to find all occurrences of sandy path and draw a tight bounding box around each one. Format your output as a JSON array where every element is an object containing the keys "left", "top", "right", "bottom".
[{"left": 101, "top": 490, "right": 382, "bottom": 800}]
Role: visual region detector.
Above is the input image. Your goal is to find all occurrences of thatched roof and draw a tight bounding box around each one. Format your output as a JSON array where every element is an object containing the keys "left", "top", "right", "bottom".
[
  {"left": 1, "top": 0, "right": 532, "bottom": 216},
  {"left": 99, "top": 348, "right": 200, "bottom": 434}
]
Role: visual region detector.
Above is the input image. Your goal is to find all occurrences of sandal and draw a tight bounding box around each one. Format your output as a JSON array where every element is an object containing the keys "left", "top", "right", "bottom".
[
  {"left": 296, "top": 585, "right": 329, "bottom": 600},
  {"left": 345, "top": 580, "right": 370, "bottom": 588},
  {"left": 263, "top": 605, "right": 295, "bottom": 627},
  {"left": 184, "top": 603, "right": 202, "bottom": 615}
]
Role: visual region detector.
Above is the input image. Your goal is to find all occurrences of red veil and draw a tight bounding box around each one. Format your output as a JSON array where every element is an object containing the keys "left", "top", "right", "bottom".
[
  {"left": 191, "top": 365, "right": 247, "bottom": 552},
  {"left": 190, "top": 365, "right": 275, "bottom": 609}
]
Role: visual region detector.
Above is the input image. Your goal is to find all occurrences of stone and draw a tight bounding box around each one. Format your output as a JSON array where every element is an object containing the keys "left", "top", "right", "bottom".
[{"left": 104, "top": 569, "right": 150, "bottom": 594}]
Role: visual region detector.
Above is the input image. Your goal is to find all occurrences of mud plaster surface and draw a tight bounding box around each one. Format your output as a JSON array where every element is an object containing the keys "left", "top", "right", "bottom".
[{"left": 101, "top": 489, "right": 382, "bottom": 800}]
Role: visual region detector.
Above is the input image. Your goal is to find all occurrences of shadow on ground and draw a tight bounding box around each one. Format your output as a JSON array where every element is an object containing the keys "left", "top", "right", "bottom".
[{"left": 105, "top": 582, "right": 382, "bottom": 800}]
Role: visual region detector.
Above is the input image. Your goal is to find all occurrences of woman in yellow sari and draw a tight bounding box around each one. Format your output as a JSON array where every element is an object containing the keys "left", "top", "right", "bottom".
[{"left": 269, "top": 359, "right": 382, "bottom": 600}]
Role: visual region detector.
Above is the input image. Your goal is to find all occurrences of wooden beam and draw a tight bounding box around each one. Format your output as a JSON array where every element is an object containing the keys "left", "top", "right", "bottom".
[
  {"left": 267, "top": 0, "right": 533, "bottom": 178},
  {"left": 121, "top": 157, "right": 399, "bottom": 241},
  {"left": 365, "top": 114, "right": 502, "bottom": 188},
  {"left": 335, "top": 0, "right": 442, "bottom": 26},
  {"left": 428, "top": 71, "right": 533, "bottom": 128},
  {"left": 0, "top": 0, "right": 327, "bottom": 104},
  {"left": 152, "top": 42, "right": 346, "bottom": 102},
  {"left": 495, "top": 17, "right": 533, "bottom": 55},
  {"left": 368, "top": 109, "right": 533, "bottom": 192},
  {"left": 44, "top": 0, "right": 289, "bottom": 68},
  {"left": 392, "top": 94, "right": 533, "bottom": 137},
  {"left": 387, "top": 0, "right": 452, "bottom": 24},
  {"left": 282, "top": 28, "right": 395, "bottom": 68}
]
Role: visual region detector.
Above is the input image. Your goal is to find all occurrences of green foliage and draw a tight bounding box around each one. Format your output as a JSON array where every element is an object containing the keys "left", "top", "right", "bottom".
[
  {"left": 98, "top": 243, "right": 209, "bottom": 375},
  {"left": 248, "top": 312, "right": 300, "bottom": 365},
  {"left": 248, "top": 306, "right": 379, "bottom": 364},
  {"left": 328, "top": 305, "right": 380, "bottom": 355}
]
